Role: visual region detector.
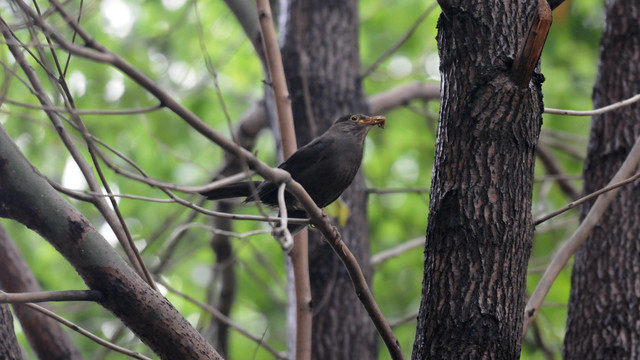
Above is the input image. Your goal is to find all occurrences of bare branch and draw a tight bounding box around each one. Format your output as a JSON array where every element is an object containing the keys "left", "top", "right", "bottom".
[
  {"left": 368, "top": 82, "right": 440, "bottom": 114},
  {"left": 536, "top": 143, "right": 580, "bottom": 200},
  {"left": 0, "top": 290, "right": 103, "bottom": 303},
  {"left": 371, "top": 237, "right": 424, "bottom": 266},
  {"left": 255, "top": 2, "right": 312, "bottom": 359},
  {"left": 389, "top": 312, "right": 418, "bottom": 328},
  {"left": 545, "top": 92, "right": 640, "bottom": 116},
  {"left": 367, "top": 187, "right": 429, "bottom": 195},
  {"left": 523, "top": 135, "right": 640, "bottom": 335},
  {"left": 158, "top": 279, "right": 286, "bottom": 359},
  {"left": 534, "top": 170, "right": 640, "bottom": 225},
  {"left": 0, "top": 97, "right": 163, "bottom": 114},
  {"left": 20, "top": 302, "right": 153, "bottom": 360},
  {"left": 0, "top": 17, "right": 151, "bottom": 285}
]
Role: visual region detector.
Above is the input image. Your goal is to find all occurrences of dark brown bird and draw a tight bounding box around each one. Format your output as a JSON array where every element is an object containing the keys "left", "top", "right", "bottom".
[{"left": 201, "top": 114, "right": 385, "bottom": 221}]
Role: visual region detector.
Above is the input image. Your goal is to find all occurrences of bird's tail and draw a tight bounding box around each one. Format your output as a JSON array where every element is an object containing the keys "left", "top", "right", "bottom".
[{"left": 200, "top": 181, "right": 262, "bottom": 200}]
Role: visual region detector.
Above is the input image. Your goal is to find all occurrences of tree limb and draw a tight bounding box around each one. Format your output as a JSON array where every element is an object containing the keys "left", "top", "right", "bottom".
[{"left": 0, "top": 125, "right": 222, "bottom": 359}]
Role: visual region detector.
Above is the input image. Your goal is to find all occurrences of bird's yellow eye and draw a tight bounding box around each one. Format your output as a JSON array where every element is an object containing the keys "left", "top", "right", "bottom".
[{"left": 350, "top": 115, "right": 358, "bottom": 121}]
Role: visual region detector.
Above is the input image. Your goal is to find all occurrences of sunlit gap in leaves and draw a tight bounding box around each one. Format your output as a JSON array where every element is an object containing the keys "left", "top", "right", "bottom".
[{"left": 100, "top": 0, "right": 135, "bottom": 38}]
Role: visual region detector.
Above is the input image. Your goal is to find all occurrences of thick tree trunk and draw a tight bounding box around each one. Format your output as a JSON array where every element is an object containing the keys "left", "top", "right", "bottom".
[
  {"left": 278, "top": 0, "right": 377, "bottom": 358},
  {"left": 412, "top": 1, "right": 543, "bottom": 358},
  {"left": 0, "top": 303, "right": 22, "bottom": 360},
  {"left": 564, "top": 1, "right": 640, "bottom": 358}
]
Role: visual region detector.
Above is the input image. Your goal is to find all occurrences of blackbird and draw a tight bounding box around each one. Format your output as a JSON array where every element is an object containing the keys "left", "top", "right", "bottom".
[{"left": 201, "top": 114, "right": 385, "bottom": 222}]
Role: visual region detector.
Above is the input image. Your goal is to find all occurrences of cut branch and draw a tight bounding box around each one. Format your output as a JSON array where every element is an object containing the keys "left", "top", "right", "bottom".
[{"left": 511, "top": 0, "right": 552, "bottom": 87}]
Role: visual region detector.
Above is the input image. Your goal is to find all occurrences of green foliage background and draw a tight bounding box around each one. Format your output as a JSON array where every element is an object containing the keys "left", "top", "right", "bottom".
[{"left": 0, "top": 0, "right": 603, "bottom": 358}]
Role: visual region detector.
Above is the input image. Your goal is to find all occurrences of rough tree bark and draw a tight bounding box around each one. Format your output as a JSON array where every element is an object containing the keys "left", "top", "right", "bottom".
[
  {"left": 0, "top": 303, "right": 22, "bottom": 360},
  {"left": 412, "top": 1, "right": 544, "bottom": 358},
  {"left": 564, "top": 1, "right": 640, "bottom": 358},
  {"left": 278, "top": 0, "right": 377, "bottom": 358}
]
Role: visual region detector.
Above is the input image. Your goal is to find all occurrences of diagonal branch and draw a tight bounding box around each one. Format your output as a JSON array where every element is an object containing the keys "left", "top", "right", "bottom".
[
  {"left": 0, "top": 17, "right": 152, "bottom": 287},
  {"left": 523, "top": 135, "right": 640, "bottom": 336},
  {"left": 361, "top": 2, "right": 438, "bottom": 79},
  {"left": 20, "top": 302, "right": 153, "bottom": 360},
  {"left": 0, "top": 123, "right": 222, "bottom": 359}
]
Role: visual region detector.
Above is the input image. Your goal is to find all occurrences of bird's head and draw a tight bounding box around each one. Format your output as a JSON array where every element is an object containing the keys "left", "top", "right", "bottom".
[
  {"left": 331, "top": 114, "right": 386, "bottom": 141},
  {"left": 334, "top": 114, "right": 386, "bottom": 130}
]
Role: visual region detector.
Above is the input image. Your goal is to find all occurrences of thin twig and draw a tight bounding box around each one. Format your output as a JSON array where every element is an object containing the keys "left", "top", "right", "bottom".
[
  {"left": 539, "top": 137, "right": 585, "bottom": 160},
  {"left": 366, "top": 187, "right": 429, "bottom": 195},
  {"left": 191, "top": 0, "right": 236, "bottom": 143},
  {"left": 20, "top": 302, "right": 152, "bottom": 360},
  {"left": 533, "top": 174, "right": 582, "bottom": 182},
  {"left": 371, "top": 237, "right": 424, "bottom": 265},
  {"left": 361, "top": 2, "right": 438, "bottom": 78},
  {"left": 158, "top": 279, "right": 285, "bottom": 359},
  {"left": 0, "top": 290, "right": 103, "bottom": 303},
  {"left": 0, "top": 97, "right": 163, "bottom": 114},
  {"left": 530, "top": 318, "right": 556, "bottom": 360},
  {"left": 534, "top": 171, "right": 640, "bottom": 225},
  {"left": 389, "top": 312, "right": 418, "bottom": 328},
  {"left": 545, "top": 92, "right": 640, "bottom": 116},
  {"left": 0, "top": 19, "right": 149, "bottom": 282},
  {"left": 536, "top": 143, "right": 580, "bottom": 200}
]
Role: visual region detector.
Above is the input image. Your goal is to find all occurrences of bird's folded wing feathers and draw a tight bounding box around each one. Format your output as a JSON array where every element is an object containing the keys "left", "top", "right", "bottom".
[
  {"left": 247, "top": 136, "right": 335, "bottom": 205},
  {"left": 200, "top": 181, "right": 262, "bottom": 200},
  {"left": 278, "top": 135, "right": 335, "bottom": 175}
]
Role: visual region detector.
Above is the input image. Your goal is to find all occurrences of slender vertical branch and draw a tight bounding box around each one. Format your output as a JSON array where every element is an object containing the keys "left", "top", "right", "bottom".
[{"left": 255, "top": 1, "right": 312, "bottom": 359}]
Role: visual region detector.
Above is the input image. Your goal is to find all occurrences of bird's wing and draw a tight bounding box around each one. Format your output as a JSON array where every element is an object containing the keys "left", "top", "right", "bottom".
[
  {"left": 251, "top": 136, "right": 335, "bottom": 206},
  {"left": 278, "top": 135, "right": 335, "bottom": 175}
]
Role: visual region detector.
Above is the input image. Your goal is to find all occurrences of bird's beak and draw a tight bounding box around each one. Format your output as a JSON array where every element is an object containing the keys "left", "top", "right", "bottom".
[{"left": 360, "top": 115, "right": 386, "bottom": 129}]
